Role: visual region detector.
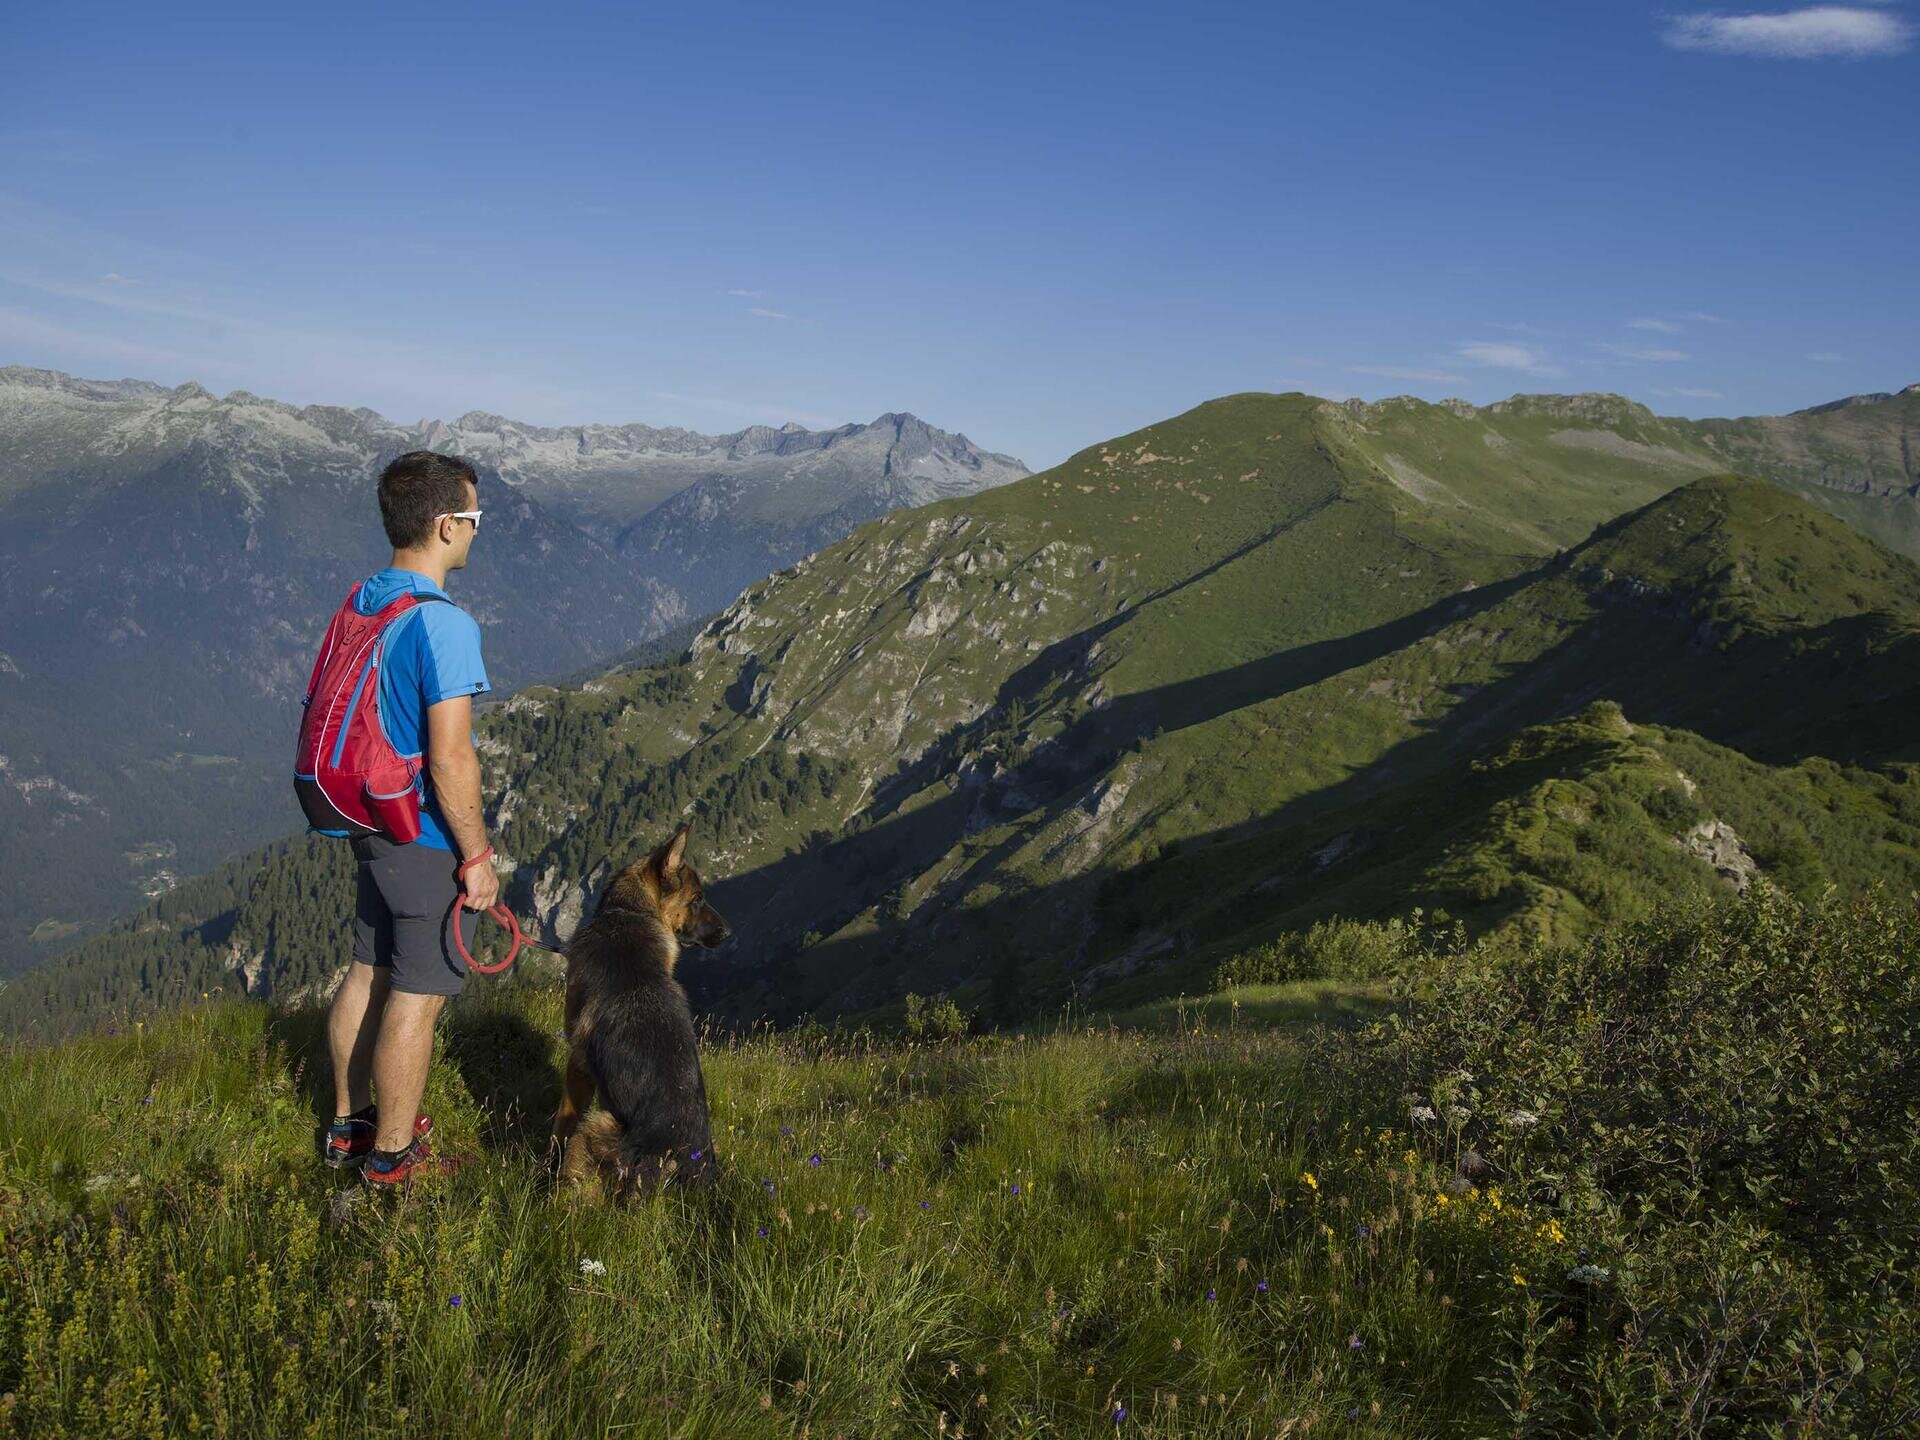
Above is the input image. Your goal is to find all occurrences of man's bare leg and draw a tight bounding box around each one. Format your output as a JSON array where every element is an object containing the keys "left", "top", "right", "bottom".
[
  {"left": 371, "top": 991, "right": 447, "bottom": 1152},
  {"left": 328, "top": 960, "right": 391, "bottom": 1117}
]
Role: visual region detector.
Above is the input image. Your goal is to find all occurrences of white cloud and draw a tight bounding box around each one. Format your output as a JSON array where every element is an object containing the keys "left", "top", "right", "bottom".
[
  {"left": 1628, "top": 317, "right": 1685, "bottom": 333},
  {"left": 1348, "top": 364, "right": 1469, "bottom": 383},
  {"left": 1662, "top": 7, "right": 1914, "bottom": 59},
  {"left": 747, "top": 306, "right": 797, "bottom": 321},
  {"left": 1680, "top": 311, "right": 1726, "bottom": 324},
  {"left": 97, "top": 271, "right": 138, "bottom": 285},
  {"left": 1456, "top": 341, "right": 1565, "bottom": 377},
  {"left": 1808, "top": 350, "right": 1845, "bottom": 362},
  {"left": 725, "top": 288, "right": 764, "bottom": 298},
  {"left": 1487, "top": 322, "right": 1559, "bottom": 337},
  {"left": 1594, "top": 340, "right": 1692, "bottom": 362}
]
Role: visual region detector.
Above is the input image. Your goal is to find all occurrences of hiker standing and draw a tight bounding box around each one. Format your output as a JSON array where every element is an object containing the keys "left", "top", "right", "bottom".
[{"left": 297, "top": 451, "right": 499, "bottom": 1186}]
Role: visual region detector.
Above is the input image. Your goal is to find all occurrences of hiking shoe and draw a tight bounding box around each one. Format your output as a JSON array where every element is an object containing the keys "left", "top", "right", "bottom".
[
  {"left": 361, "top": 1135, "right": 467, "bottom": 1190},
  {"left": 324, "top": 1111, "right": 432, "bottom": 1169}
]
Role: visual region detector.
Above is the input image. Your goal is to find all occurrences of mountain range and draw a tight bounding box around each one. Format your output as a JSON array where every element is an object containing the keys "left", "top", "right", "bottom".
[
  {"left": 6, "top": 381, "right": 1915, "bottom": 1037},
  {"left": 0, "top": 367, "right": 1027, "bottom": 962}
]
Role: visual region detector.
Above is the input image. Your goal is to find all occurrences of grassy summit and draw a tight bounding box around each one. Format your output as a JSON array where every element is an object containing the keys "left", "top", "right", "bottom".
[{"left": 3, "top": 887, "right": 1913, "bottom": 1435}]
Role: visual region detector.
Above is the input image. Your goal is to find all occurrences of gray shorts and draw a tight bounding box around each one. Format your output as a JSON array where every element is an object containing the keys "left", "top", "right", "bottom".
[{"left": 350, "top": 834, "right": 477, "bottom": 996}]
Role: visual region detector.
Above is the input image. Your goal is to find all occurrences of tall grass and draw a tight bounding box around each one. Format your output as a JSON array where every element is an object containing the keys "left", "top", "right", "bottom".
[{"left": 3, "top": 885, "right": 1915, "bottom": 1436}]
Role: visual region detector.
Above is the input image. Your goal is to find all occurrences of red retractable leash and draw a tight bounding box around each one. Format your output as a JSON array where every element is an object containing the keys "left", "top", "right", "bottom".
[{"left": 451, "top": 847, "right": 526, "bottom": 975}]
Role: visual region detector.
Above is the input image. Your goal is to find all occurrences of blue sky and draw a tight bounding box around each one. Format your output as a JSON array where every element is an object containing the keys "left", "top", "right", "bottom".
[{"left": 1, "top": 2, "right": 1913, "bottom": 468}]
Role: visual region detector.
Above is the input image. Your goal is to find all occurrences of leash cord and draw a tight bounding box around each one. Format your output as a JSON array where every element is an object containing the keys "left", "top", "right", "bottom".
[{"left": 452, "top": 847, "right": 525, "bottom": 975}]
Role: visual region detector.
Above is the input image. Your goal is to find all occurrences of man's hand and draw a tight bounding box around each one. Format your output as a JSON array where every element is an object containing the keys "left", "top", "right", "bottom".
[
  {"left": 459, "top": 851, "right": 501, "bottom": 913},
  {"left": 426, "top": 694, "right": 497, "bottom": 908}
]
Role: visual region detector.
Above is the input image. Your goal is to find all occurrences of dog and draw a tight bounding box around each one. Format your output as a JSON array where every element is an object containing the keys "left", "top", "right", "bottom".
[{"left": 551, "top": 822, "right": 732, "bottom": 1199}]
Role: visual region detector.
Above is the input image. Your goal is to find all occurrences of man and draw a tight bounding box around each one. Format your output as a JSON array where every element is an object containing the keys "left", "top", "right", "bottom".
[{"left": 320, "top": 450, "right": 500, "bottom": 1186}]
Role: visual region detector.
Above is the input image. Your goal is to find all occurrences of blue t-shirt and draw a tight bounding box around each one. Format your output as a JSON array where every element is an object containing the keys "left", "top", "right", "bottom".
[{"left": 355, "top": 568, "right": 490, "bottom": 850}]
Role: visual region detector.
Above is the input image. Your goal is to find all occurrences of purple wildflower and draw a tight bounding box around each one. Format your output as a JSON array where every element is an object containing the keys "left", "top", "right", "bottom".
[
  {"left": 1348, "top": 1333, "right": 1363, "bottom": 1350},
  {"left": 808, "top": 1153, "right": 822, "bottom": 1167},
  {"left": 1010, "top": 1183, "right": 1020, "bottom": 1195},
  {"left": 449, "top": 1296, "right": 463, "bottom": 1308},
  {"left": 1206, "top": 1289, "right": 1216, "bottom": 1302},
  {"left": 1256, "top": 1279, "right": 1269, "bottom": 1293},
  {"left": 762, "top": 1179, "right": 776, "bottom": 1194},
  {"left": 756, "top": 1226, "right": 768, "bottom": 1238},
  {"left": 780, "top": 1125, "right": 793, "bottom": 1137},
  {"left": 690, "top": 1150, "right": 703, "bottom": 1163},
  {"left": 920, "top": 1200, "right": 931, "bottom": 1210},
  {"left": 1355, "top": 1224, "right": 1370, "bottom": 1238},
  {"left": 1112, "top": 1404, "right": 1127, "bottom": 1423},
  {"left": 853, "top": 1205, "right": 868, "bottom": 1219}
]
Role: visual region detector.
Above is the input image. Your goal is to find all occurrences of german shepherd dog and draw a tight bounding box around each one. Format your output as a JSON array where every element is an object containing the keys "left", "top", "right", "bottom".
[{"left": 551, "top": 823, "right": 732, "bottom": 1199}]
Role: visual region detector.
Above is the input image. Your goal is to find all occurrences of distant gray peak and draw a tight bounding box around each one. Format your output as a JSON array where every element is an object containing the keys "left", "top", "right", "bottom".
[
  {"left": 0, "top": 367, "right": 175, "bottom": 403},
  {"left": 1484, "top": 393, "right": 1653, "bottom": 423}
]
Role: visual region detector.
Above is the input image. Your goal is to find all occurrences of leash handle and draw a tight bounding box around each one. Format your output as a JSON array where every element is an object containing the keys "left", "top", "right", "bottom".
[{"left": 452, "top": 847, "right": 522, "bottom": 975}]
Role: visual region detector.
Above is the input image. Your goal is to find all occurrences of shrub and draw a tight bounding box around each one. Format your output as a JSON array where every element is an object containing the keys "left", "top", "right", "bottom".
[
  {"left": 1370, "top": 882, "right": 1920, "bottom": 1428},
  {"left": 1213, "top": 916, "right": 1420, "bottom": 988}
]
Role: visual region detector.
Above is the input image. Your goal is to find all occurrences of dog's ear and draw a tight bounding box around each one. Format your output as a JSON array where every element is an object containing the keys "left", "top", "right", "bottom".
[{"left": 659, "top": 823, "right": 691, "bottom": 879}]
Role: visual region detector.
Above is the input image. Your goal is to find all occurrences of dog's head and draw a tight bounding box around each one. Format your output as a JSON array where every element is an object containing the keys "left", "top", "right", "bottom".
[{"left": 601, "top": 823, "right": 733, "bottom": 951}]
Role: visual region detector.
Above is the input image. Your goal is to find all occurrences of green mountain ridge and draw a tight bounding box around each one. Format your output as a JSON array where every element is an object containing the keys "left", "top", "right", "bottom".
[{"left": 5, "top": 390, "right": 1918, "bottom": 1037}]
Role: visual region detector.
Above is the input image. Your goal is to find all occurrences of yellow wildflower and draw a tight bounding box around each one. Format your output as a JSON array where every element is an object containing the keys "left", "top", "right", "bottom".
[
  {"left": 1301, "top": 1172, "right": 1319, "bottom": 1191},
  {"left": 1512, "top": 1272, "right": 1527, "bottom": 1287}
]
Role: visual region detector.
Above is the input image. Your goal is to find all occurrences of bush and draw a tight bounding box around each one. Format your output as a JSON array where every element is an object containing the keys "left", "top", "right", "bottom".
[
  {"left": 901, "top": 991, "right": 971, "bottom": 1041},
  {"left": 1213, "top": 916, "right": 1421, "bottom": 988},
  {"left": 1369, "top": 882, "right": 1920, "bottom": 1428}
]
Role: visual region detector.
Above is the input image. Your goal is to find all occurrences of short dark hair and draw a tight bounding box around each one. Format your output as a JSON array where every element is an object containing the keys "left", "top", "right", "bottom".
[{"left": 378, "top": 451, "right": 480, "bottom": 548}]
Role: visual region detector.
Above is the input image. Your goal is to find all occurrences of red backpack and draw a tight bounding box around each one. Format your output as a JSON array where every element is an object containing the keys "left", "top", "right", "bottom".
[{"left": 294, "top": 583, "right": 448, "bottom": 843}]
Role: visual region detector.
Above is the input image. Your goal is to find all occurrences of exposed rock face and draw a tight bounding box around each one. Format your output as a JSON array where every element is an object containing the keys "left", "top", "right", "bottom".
[{"left": 1674, "top": 819, "right": 1759, "bottom": 891}]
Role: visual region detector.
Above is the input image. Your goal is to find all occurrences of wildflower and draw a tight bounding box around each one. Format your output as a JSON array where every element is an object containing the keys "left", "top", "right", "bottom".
[
  {"left": 762, "top": 1179, "right": 776, "bottom": 1194},
  {"left": 1433, "top": 1193, "right": 1450, "bottom": 1208},
  {"left": 1512, "top": 1272, "right": 1527, "bottom": 1287},
  {"left": 920, "top": 1200, "right": 931, "bottom": 1210},
  {"left": 1503, "top": 1109, "right": 1540, "bottom": 1130},
  {"left": 1444, "top": 1105, "right": 1469, "bottom": 1125},
  {"left": 578, "top": 1258, "right": 606, "bottom": 1277},
  {"left": 1348, "top": 1333, "right": 1363, "bottom": 1350},
  {"left": 757, "top": 1226, "right": 768, "bottom": 1238},
  {"left": 690, "top": 1150, "right": 703, "bottom": 1163},
  {"left": 853, "top": 1206, "right": 868, "bottom": 1219},
  {"left": 1300, "top": 1172, "right": 1318, "bottom": 1191},
  {"left": 1206, "top": 1289, "right": 1216, "bottom": 1302},
  {"left": 1354, "top": 1224, "right": 1370, "bottom": 1238},
  {"left": 780, "top": 1125, "right": 794, "bottom": 1137},
  {"left": 1537, "top": 1219, "right": 1566, "bottom": 1245},
  {"left": 1565, "top": 1264, "right": 1611, "bottom": 1285},
  {"left": 1256, "top": 1279, "right": 1269, "bottom": 1293},
  {"left": 809, "top": 1153, "right": 823, "bottom": 1167},
  {"left": 1409, "top": 1104, "right": 1437, "bottom": 1123},
  {"left": 1010, "top": 1184, "right": 1020, "bottom": 1195},
  {"left": 449, "top": 1296, "right": 464, "bottom": 1308},
  {"left": 1112, "top": 1404, "right": 1127, "bottom": 1423}
]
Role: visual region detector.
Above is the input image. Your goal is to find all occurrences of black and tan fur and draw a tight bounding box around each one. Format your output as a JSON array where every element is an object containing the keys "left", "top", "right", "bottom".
[{"left": 551, "top": 823, "right": 731, "bottom": 1199}]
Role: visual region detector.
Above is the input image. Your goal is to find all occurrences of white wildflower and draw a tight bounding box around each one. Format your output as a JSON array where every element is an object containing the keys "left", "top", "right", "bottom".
[
  {"left": 578, "top": 1258, "right": 607, "bottom": 1277},
  {"left": 1565, "top": 1264, "right": 1611, "bottom": 1285},
  {"left": 1503, "top": 1110, "right": 1541, "bottom": 1130},
  {"left": 368, "top": 1299, "right": 395, "bottom": 1317},
  {"left": 1409, "top": 1105, "right": 1438, "bottom": 1123},
  {"left": 1444, "top": 1105, "right": 1471, "bottom": 1125}
]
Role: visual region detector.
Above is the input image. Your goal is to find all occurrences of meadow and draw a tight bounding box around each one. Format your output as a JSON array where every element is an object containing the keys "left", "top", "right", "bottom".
[{"left": 2, "top": 886, "right": 1915, "bottom": 1438}]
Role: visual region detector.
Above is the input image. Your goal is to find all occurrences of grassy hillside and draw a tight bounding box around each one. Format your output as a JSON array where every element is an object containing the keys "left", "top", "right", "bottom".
[
  {"left": 7, "top": 393, "right": 1919, "bottom": 1040},
  {"left": 2, "top": 887, "right": 1913, "bottom": 1436}
]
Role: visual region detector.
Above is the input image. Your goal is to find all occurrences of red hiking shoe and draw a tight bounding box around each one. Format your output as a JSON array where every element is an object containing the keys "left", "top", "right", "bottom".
[
  {"left": 324, "top": 1111, "right": 432, "bottom": 1169},
  {"left": 361, "top": 1134, "right": 469, "bottom": 1189}
]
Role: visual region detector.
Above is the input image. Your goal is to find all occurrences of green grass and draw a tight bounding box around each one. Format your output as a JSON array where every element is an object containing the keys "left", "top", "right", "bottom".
[
  {"left": 5, "top": 886, "right": 1915, "bottom": 1436},
  {"left": 0, "top": 981, "right": 1532, "bottom": 1438}
]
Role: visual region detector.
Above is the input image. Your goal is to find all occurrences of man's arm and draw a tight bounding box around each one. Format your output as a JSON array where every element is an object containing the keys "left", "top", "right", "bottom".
[{"left": 425, "top": 694, "right": 499, "bottom": 910}]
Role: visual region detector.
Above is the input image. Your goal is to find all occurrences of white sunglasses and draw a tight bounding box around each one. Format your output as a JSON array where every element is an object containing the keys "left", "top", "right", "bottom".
[{"left": 437, "top": 509, "right": 483, "bottom": 531}]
